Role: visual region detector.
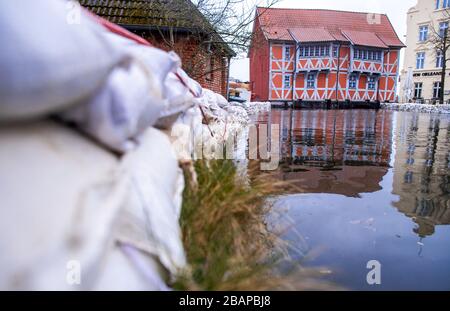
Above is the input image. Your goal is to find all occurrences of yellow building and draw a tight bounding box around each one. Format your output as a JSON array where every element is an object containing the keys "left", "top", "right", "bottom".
[{"left": 400, "top": 0, "right": 450, "bottom": 103}]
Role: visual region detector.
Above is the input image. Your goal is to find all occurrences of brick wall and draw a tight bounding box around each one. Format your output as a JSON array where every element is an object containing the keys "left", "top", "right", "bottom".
[{"left": 146, "top": 34, "right": 229, "bottom": 98}]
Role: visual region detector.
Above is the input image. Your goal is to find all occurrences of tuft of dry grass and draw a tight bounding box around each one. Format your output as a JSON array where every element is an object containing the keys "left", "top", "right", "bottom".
[{"left": 173, "top": 159, "right": 339, "bottom": 291}]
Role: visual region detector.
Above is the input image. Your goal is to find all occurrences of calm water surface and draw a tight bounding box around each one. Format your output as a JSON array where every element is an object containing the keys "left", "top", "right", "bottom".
[{"left": 253, "top": 109, "right": 450, "bottom": 290}]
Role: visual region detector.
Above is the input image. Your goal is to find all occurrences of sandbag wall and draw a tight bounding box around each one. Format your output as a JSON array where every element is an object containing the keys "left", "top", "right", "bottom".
[{"left": 0, "top": 0, "right": 255, "bottom": 290}]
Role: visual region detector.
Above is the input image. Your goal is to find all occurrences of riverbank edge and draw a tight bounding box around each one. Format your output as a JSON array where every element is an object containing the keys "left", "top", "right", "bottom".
[{"left": 381, "top": 103, "right": 450, "bottom": 114}]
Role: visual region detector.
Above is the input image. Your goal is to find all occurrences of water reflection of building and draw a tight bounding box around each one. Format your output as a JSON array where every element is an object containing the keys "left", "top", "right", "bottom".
[
  {"left": 393, "top": 113, "right": 450, "bottom": 237},
  {"left": 255, "top": 109, "right": 393, "bottom": 197}
]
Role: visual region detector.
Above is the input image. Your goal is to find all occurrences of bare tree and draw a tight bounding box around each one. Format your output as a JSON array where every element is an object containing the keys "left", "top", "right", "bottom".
[
  {"left": 137, "top": 0, "right": 280, "bottom": 82},
  {"left": 192, "top": 0, "right": 280, "bottom": 55},
  {"left": 428, "top": 9, "right": 450, "bottom": 104}
]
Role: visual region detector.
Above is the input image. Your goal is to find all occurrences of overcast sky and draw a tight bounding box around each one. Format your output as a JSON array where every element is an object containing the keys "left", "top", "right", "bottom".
[{"left": 230, "top": 0, "right": 417, "bottom": 81}]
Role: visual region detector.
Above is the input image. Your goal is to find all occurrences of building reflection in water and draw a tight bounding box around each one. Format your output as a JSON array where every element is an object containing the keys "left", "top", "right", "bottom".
[
  {"left": 393, "top": 112, "right": 450, "bottom": 237},
  {"left": 252, "top": 109, "right": 450, "bottom": 237},
  {"left": 254, "top": 109, "right": 393, "bottom": 197}
]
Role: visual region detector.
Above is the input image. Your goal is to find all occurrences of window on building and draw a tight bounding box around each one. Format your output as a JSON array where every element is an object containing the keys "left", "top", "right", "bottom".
[
  {"left": 368, "top": 76, "right": 377, "bottom": 90},
  {"left": 320, "top": 46, "right": 325, "bottom": 56},
  {"left": 436, "top": 50, "right": 444, "bottom": 67},
  {"left": 433, "top": 81, "right": 442, "bottom": 98},
  {"left": 284, "top": 46, "right": 291, "bottom": 61},
  {"left": 414, "top": 82, "right": 423, "bottom": 98},
  {"left": 436, "top": 0, "right": 441, "bottom": 10},
  {"left": 307, "top": 73, "right": 316, "bottom": 88},
  {"left": 299, "top": 45, "right": 330, "bottom": 58},
  {"left": 333, "top": 45, "right": 339, "bottom": 57},
  {"left": 419, "top": 25, "right": 428, "bottom": 42},
  {"left": 283, "top": 74, "right": 291, "bottom": 89},
  {"left": 354, "top": 49, "right": 382, "bottom": 62},
  {"left": 444, "top": 0, "right": 450, "bottom": 8},
  {"left": 314, "top": 46, "right": 320, "bottom": 57},
  {"left": 416, "top": 52, "right": 425, "bottom": 69},
  {"left": 439, "top": 21, "right": 449, "bottom": 37},
  {"left": 349, "top": 74, "right": 358, "bottom": 89}
]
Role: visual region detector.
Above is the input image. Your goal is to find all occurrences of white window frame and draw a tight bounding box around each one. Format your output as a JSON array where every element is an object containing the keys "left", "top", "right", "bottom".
[
  {"left": 414, "top": 82, "right": 423, "bottom": 98},
  {"left": 283, "top": 74, "right": 291, "bottom": 89},
  {"left": 349, "top": 74, "right": 358, "bottom": 89},
  {"left": 436, "top": 50, "right": 444, "bottom": 68},
  {"left": 433, "top": 81, "right": 442, "bottom": 98},
  {"left": 368, "top": 76, "right": 377, "bottom": 90},
  {"left": 284, "top": 46, "right": 291, "bottom": 61},
  {"left": 419, "top": 25, "right": 428, "bottom": 42},
  {"left": 333, "top": 45, "right": 339, "bottom": 58},
  {"left": 306, "top": 73, "right": 316, "bottom": 89},
  {"left": 439, "top": 21, "right": 449, "bottom": 37},
  {"left": 416, "top": 52, "right": 425, "bottom": 69}
]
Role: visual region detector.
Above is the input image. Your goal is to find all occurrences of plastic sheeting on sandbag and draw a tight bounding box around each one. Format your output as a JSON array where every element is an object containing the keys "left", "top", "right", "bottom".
[
  {"left": 0, "top": 0, "right": 126, "bottom": 121},
  {"left": 115, "top": 127, "right": 186, "bottom": 277}
]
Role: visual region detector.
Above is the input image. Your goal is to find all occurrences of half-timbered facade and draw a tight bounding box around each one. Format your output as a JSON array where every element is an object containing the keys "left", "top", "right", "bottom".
[{"left": 249, "top": 8, "right": 405, "bottom": 104}]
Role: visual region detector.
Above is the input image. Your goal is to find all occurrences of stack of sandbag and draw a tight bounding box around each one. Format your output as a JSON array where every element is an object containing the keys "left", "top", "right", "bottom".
[
  {"left": 0, "top": 0, "right": 126, "bottom": 122},
  {"left": 0, "top": 121, "right": 185, "bottom": 290},
  {"left": 171, "top": 87, "right": 252, "bottom": 162},
  {"left": 59, "top": 30, "right": 201, "bottom": 153},
  {"left": 0, "top": 0, "right": 189, "bottom": 290}
]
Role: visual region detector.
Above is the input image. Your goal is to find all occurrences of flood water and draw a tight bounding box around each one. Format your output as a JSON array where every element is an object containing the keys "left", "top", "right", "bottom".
[{"left": 253, "top": 109, "right": 450, "bottom": 290}]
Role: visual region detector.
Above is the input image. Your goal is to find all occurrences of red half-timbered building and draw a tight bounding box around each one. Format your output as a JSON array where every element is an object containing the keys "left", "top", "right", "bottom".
[{"left": 249, "top": 8, "right": 405, "bottom": 105}]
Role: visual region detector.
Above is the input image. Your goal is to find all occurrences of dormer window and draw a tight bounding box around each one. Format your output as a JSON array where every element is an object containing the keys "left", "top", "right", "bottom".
[
  {"left": 354, "top": 48, "right": 382, "bottom": 62},
  {"left": 298, "top": 45, "right": 330, "bottom": 58}
]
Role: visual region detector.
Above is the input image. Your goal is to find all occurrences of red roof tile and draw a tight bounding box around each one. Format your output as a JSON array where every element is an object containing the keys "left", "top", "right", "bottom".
[
  {"left": 342, "top": 30, "right": 389, "bottom": 48},
  {"left": 289, "top": 27, "right": 336, "bottom": 43},
  {"left": 256, "top": 7, "right": 405, "bottom": 48}
]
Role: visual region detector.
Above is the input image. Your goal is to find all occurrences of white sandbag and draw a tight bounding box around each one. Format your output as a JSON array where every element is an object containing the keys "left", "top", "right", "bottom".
[
  {"left": 0, "top": 0, "right": 126, "bottom": 121},
  {"left": 0, "top": 120, "right": 124, "bottom": 290},
  {"left": 154, "top": 68, "right": 202, "bottom": 129},
  {"left": 116, "top": 127, "right": 186, "bottom": 276},
  {"left": 224, "top": 105, "right": 250, "bottom": 124},
  {"left": 93, "top": 244, "right": 170, "bottom": 291},
  {"left": 196, "top": 89, "right": 229, "bottom": 122},
  {"left": 59, "top": 58, "right": 164, "bottom": 153},
  {"left": 0, "top": 121, "right": 186, "bottom": 290},
  {"left": 215, "top": 92, "right": 230, "bottom": 108}
]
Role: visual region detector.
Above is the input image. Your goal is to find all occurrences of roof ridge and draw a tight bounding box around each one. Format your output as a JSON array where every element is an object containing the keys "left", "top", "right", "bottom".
[{"left": 256, "top": 6, "right": 387, "bottom": 16}]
